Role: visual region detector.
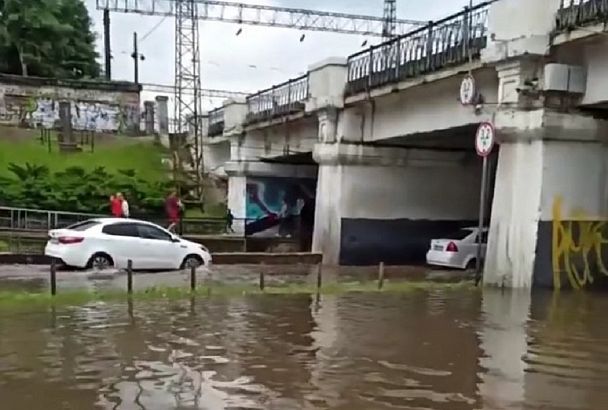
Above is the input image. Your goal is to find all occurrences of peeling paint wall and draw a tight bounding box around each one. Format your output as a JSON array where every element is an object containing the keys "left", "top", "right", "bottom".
[{"left": 0, "top": 75, "right": 140, "bottom": 134}]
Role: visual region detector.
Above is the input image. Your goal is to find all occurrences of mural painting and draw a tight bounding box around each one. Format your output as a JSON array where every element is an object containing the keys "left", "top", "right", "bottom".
[
  {"left": 245, "top": 177, "right": 316, "bottom": 240},
  {"left": 547, "top": 196, "right": 608, "bottom": 289}
]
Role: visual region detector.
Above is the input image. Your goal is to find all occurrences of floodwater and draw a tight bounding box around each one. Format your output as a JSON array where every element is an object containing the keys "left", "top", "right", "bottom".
[{"left": 1, "top": 286, "right": 608, "bottom": 409}]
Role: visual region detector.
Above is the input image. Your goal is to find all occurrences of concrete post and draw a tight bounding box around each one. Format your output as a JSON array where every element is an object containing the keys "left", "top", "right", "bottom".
[
  {"left": 305, "top": 57, "right": 348, "bottom": 114},
  {"left": 222, "top": 98, "right": 248, "bottom": 136},
  {"left": 144, "top": 100, "right": 155, "bottom": 135},
  {"left": 155, "top": 95, "right": 169, "bottom": 134},
  {"left": 58, "top": 101, "right": 75, "bottom": 150}
]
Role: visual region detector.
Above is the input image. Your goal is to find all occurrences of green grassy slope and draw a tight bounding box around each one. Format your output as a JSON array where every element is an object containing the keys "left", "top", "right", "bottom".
[{"left": 0, "top": 128, "right": 169, "bottom": 183}]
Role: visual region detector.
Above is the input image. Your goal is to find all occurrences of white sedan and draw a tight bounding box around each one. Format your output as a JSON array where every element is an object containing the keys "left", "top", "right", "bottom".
[
  {"left": 426, "top": 227, "right": 487, "bottom": 270},
  {"left": 45, "top": 218, "right": 212, "bottom": 270}
]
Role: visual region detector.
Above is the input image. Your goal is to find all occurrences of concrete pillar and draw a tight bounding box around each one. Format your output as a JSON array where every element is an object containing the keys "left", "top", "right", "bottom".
[
  {"left": 143, "top": 100, "right": 155, "bottom": 134},
  {"left": 484, "top": 110, "right": 608, "bottom": 289},
  {"left": 155, "top": 95, "right": 169, "bottom": 134},
  {"left": 313, "top": 143, "right": 481, "bottom": 266},
  {"left": 58, "top": 101, "right": 73, "bottom": 145}
]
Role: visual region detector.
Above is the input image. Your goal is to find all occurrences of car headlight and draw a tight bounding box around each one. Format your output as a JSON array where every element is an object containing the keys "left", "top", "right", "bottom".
[{"left": 199, "top": 245, "right": 209, "bottom": 253}]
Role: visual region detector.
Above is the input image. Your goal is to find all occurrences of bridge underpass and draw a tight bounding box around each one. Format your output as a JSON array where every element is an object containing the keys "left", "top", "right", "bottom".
[
  {"left": 312, "top": 126, "right": 498, "bottom": 266},
  {"left": 201, "top": 0, "right": 608, "bottom": 289}
]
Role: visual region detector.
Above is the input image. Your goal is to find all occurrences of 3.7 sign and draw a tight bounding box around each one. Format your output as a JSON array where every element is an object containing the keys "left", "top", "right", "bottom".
[{"left": 475, "top": 122, "right": 495, "bottom": 157}]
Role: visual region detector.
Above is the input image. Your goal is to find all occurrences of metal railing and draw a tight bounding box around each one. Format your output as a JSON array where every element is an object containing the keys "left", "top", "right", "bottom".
[
  {"left": 208, "top": 107, "right": 225, "bottom": 137},
  {"left": 0, "top": 206, "right": 236, "bottom": 236},
  {"left": 345, "top": 2, "right": 492, "bottom": 96},
  {"left": 246, "top": 75, "right": 309, "bottom": 124},
  {"left": 555, "top": 0, "right": 608, "bottom": 32}
]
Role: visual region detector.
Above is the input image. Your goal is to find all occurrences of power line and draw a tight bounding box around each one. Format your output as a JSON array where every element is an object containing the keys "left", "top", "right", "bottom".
[
  {"left": 141, "top": 82, "right": 250, "bottom": 99},
  {"left": 140, "top": 15, "right": 170, "bottom": 42}
]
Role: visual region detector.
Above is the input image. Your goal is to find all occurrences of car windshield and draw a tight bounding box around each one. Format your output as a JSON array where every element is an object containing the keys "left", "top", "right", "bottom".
[
  {"left": 441, "top": 229, "right": 474, "bottom": 240},
  {"left": 65, "top": 220, "right": 100, "bottom": 231}
]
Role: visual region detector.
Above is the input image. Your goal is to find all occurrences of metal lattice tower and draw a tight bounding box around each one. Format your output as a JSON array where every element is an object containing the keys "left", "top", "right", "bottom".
[
  {"left": 174, "top": 0, "right": 203, "bottom": 197},
  {"left": 382, "top": 0, "right": 397, "bottom": 39}
]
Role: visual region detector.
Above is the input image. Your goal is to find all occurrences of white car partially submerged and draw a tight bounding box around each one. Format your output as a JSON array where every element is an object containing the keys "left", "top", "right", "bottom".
[
  {"left": 426, "top": 227, "right": 487, "bottom": 270},
  {"left": 45, "top": 218, "right": 212, "bottom": 270}
]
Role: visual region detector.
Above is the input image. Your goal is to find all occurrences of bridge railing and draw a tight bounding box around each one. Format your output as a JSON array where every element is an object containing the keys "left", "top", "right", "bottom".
[
  {"left": 246, "top": 75, "right": 308, "bottom": 124},
  {"left": 555, "top": 0, "right": 608, "bottom": 32},
  {"left": 346, "top": 1, "right": 492, "bottom": 96},
  {"left": 208, "top": 106, "right": 225, "bottom": 137}
]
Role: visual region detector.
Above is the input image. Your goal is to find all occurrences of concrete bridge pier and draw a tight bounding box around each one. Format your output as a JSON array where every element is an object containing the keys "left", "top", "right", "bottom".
[
  {"left": 313, "top": 143, "right": 482, "bottom": 266},
  {"left": 484, "top": 111, "right": 608, "bottom": 289}
]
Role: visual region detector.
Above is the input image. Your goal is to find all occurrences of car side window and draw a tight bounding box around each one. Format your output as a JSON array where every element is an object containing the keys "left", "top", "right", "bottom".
[
  {"left": 102, "top": 223, "right": 139, "bottom": 237},
  {"left": 137, "top": 224, "right": 173, "bottom": 241}
]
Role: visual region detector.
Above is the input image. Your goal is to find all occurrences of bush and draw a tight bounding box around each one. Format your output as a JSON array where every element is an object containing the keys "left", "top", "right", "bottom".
[{"left": 0, "top": 162, "right": 172, "bottom": 215}]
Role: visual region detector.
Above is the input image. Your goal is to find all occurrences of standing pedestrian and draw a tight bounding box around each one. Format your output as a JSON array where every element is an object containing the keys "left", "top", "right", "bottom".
[
  {"left": 110, "top": 194, "right": 123, "bottom": 217},
  {"left": 118, "top": 192, "right": 130, "bottom": 218},
  {"left": 225, "top": 208, "right": 235, "bottom": 234},
  {"left": 165, "top": 189, "right": 181, "bottom": 232}
]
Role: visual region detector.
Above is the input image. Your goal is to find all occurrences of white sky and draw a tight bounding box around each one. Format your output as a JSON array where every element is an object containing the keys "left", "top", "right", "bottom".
[{"left": 84, "top": 0, "right": 481, "bottom": 111}]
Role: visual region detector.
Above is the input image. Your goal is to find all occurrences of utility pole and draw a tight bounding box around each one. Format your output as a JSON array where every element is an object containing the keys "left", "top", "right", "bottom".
[
  {"left": 383, "top": 0, "right": 397, "bottom": 39},
  {"left": 175, "top": 0, "right": 204, "bottom": 202},
  {"left": 132, "top": 32, "right": 139, "bottom": 85},
  {"left": 103, "top": 8, "right": 111, "bottom": 80}
]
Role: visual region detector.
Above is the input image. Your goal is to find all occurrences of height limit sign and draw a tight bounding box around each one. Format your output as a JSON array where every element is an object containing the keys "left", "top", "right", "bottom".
[{"left": 475, "top": 122, "right": 495, "bottom": 157}]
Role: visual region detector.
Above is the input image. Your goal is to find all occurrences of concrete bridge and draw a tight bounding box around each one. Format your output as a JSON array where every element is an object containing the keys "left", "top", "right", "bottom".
[{"left": 201, "top": 0, "right": 608, "bottom": 290}]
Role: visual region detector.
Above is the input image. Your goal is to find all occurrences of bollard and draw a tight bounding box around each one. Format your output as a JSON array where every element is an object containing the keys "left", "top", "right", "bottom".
[
  {"left": 127, "top": 259, "right": 133, "bottom": 294},
  {"left": 190, "top": 265, "right": 196, "bottom": 291},
  {"left": 316, "top": 264, "right": 323, "bottom": 291},
  {"left": 259, "top": 271, "right": 265, "bottom": 291},
  {"left": 50, "top": 258, "right": 57, "bottom": 296},
  {"left": 378, "top": 262, "right": 385, "bottom": 290}
]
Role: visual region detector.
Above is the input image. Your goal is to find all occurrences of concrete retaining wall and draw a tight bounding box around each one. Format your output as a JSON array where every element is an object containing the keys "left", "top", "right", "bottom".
[{"left": 0, "top": 73, "right": 141, "bottom": 134}]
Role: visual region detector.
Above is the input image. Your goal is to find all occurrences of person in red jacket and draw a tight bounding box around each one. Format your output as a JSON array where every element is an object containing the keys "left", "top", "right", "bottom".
[
  {"left": 110, "top": 194, "right": 123, "bottom": 217},
  {"left": 165, "top": 190, "right": 182, "bottom": 232}
]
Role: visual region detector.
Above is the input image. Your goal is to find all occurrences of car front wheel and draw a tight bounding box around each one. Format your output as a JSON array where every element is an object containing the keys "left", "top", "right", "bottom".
[{"left": 182, "top": 255, "right": 203, "bottom": 270}]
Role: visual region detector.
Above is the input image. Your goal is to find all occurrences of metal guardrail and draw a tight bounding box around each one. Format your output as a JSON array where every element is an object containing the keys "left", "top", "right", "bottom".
[
  {"left": 246, "top": 75, "right": 308, "bottom": 124},
  {"left": 345, "top": 2, "right": 492, "bottom": 96},
  {"left": 555, "top": 0, "right": 608, "bottom": 32},
  {"left": 208, "top": 106, "right": 225, "bottom": 137},
  {"left": 0, "top": 206, "right": 237, "bottom": 236}
]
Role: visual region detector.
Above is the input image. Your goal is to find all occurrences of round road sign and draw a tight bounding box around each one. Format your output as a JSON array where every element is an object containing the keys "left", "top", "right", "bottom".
[
  {"left": 459, "top": 74, "right": 476, "bottom": 105},
  {"left": 475, "top": 122, "right": 495, "bottom": 157}
]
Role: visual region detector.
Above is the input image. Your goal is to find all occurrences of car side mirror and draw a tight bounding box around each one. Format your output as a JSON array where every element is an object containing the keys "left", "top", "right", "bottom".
[{"left": 171, "top": 236, "right": 180, "bottom": 243}]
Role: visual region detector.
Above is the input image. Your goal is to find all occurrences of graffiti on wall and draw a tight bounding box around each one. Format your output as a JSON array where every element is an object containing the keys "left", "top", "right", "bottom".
[
  {"left": 0, "top": 94, "right": 139, "bottom": 133},
  {"left": 245, "top": 177, "right": 316, "bottom": 238},
  {"left": 551, "top": 196, "right": 608, "bottom": 289}
]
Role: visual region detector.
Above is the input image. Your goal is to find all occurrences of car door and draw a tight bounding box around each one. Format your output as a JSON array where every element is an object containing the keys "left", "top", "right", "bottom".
[
  {"left": 100, "top": 222, "right": 146, "bottom": 269},
  {"left": 135, "top": 223, "right": 182, "bottom": 270}
]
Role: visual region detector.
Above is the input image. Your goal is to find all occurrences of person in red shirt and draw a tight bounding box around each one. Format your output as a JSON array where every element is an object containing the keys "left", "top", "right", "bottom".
[
  {"left": 110, "top": 194, "right": 123, "bottom": 217},
  {"left": 165, "top": 190, "right": 182, "bottom": 232}
]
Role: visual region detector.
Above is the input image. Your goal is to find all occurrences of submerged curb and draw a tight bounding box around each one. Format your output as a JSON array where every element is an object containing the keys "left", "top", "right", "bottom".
[{"left": 0, "top": 252, "right": 323, "bottom": 266}]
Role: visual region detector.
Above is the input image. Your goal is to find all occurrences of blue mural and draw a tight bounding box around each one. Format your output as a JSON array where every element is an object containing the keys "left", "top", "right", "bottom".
[{"left": 245, "top": 177, "right": 316, "bottom": 238}]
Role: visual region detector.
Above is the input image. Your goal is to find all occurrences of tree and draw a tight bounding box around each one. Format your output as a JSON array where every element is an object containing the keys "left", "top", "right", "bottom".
[{"left": 0, "top": 0, "right": 100, "bottom": 79}]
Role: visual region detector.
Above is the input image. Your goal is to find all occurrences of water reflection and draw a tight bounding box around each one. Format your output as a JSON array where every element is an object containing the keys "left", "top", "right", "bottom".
[{"left": 1, "top": 289, "right": 608, "bottom": 409}]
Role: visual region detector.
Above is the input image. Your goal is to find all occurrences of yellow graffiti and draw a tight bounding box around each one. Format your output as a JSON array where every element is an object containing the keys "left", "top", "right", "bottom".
[{"left": 552, "top": 196, "right": 608, "bottom": 289}]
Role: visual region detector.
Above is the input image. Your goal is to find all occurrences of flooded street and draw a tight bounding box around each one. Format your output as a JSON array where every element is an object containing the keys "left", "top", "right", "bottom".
[{"left": 1, "top": 287, "right": 608, "bottom": 410}]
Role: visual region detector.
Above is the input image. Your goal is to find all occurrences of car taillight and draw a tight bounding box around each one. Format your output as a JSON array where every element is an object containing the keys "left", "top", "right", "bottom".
[
  {"left": 446, "top": 242, "right": 458, "bottom": 252},
  {"left": 58, "top": 236, "right": 84, "bottom": 244}
]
